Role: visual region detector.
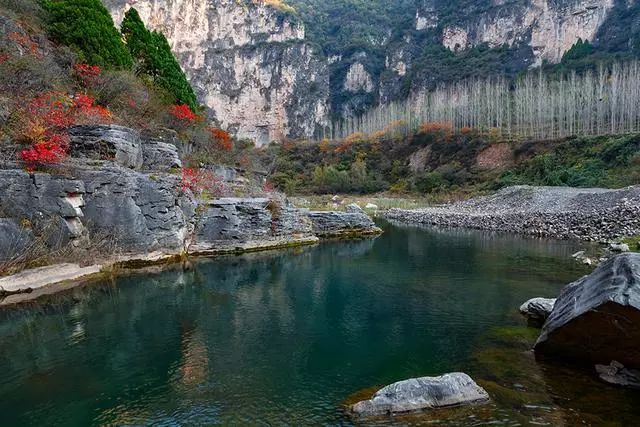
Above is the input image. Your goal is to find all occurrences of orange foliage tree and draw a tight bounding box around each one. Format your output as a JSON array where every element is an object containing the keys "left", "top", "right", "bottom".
[{"left": 209, "top": 128, "right": 232, "bottom": 151}]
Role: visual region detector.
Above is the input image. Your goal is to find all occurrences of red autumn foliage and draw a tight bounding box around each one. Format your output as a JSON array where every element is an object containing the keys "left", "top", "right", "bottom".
[
  {"left": 0, "top": 52, "right": 9, "bottom": 63},
  {"left": 209, "top": 128, "right": 232, "bottom": 151},
  {"left": 74, "top": 94, "right": 112, "bottom": 122},
  {"left": 460, "top": 126, "right": 474, "bottom": 135},
  {"left": 18, "top": 92, "right": 113, "bottom": 169},
  {"left": 262, "top": 180, "right": 275, "bottom": 193},
  {"left": 73, "top": 63, "right": 102, "bottom": 88},
  {"left": 20, "top": 140, "right": 66, "bottom": 166},
  {"left": 180, "top": 168, "right": 226, "bottom": 198},
  {"left": 170, "top": 104, "right": 198, "bottom": 122}
]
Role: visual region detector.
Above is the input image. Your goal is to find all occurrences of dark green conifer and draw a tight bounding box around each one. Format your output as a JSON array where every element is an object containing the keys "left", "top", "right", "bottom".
[
  {"left": 42, "top": 0, "right": 133, "bottom": 68},
  {"left": 121, "top": 8, "right": 198, "bottom": 110}
]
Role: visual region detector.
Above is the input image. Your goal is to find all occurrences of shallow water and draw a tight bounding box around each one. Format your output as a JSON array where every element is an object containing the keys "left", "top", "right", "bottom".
[{"left": 0, "top": 221, "right": 638, "bottom": 425}]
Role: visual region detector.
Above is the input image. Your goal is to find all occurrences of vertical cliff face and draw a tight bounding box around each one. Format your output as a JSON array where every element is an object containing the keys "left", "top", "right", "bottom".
[
  {"left": 105, "top": 0, "right": 329, "bottom": 146},
  {"left": 434, "top": 0, "right": 615, "bottom": 66},
  {"left": 379, "top": 0, "right": 621, "bottom": 103}
]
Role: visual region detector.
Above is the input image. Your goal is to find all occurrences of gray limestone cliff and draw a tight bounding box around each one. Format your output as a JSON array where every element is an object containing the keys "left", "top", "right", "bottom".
[
  {"left": 378, "top": 0, "right": 623, "bottom": 107},
  {"left": 0, "top": 125, "right": 380, "bottom": 268},
  {"left": 104, "top": 0, "right": 329, "bottom": 146}
]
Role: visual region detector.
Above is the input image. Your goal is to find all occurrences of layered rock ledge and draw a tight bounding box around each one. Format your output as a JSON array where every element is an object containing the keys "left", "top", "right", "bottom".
[
  {"left": 385, "top": 185, "right": 640, "bottom": 241},
  {"left": 0, "top": 125, "right": 380, "bottom": 302}
]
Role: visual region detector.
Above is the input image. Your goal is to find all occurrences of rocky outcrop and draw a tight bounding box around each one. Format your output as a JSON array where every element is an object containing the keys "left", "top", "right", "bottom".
[
  {"left": 385, "top": 185, "right": 640, "bottom": 242},
  {"left": 70, "top": 125, "right": 143, "bottom": 169},
  {"left": 350, "top": 373, "right": 490, "bottom": 417},
  {"left": 520, "top": 297, "right": 556, "bottom": 327},
  {"left": 77, "top": 165, "right": 189, "bottom": 252},
  {"left": 71, "top": 124, "right": 182, "bottom": 171},
  {"left": 308, "top": 205, "right": 382, "bottom": 238},
  {"left": 417, "top": 0, "right": 614, "bottom": 66},
  {"left": 189, "top": 197, "right": 315, "bottom": 254},
  {"left": 0, "top": 169, "right": 86, "bottom": 245},
  {"left": 535, "top": 253, "right": 640, "bottom": 367},
  {"left": 343, "top": 62, "right": 374, "bottom": 93},
  {"left": 141, "top": 140, "right": 181, "bottom": 171},
  {"left": 380, "top": 0, "right": 623, "bottom": 106},
  {"left": 0, "top": 125, "right": 381, "bottom": 268},
  {"left": 104, "top": 0, "right": 329, "bottom": 145}
]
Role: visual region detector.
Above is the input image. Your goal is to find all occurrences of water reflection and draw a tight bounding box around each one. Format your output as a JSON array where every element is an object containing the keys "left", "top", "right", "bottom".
[{"left": 0, "top": 221, "right": 631, "bottom": 426}]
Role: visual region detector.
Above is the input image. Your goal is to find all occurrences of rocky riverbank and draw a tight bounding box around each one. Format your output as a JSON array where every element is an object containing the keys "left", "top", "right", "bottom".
[
  {"left": 384, "top": 185, "right": 640, "bottom": 242},
  {"left": 0, "top": 125, "right": 381, "bottom": 303}
]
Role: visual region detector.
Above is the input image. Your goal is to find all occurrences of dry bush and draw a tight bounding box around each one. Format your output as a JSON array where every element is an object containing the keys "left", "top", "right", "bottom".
[{"left": 0, "top": 217, "right": 121, "bottom": 277}]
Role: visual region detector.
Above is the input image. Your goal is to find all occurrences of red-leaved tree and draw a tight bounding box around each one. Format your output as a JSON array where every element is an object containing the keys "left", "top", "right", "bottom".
[
  {"left": 180, "top": 168, "right": 226, "bottom": 200},
  {"left": 209, "top": 127, "right": 232, "bottom": 151},
  {"left": 18, "top": 92, "right": 112, "bottom": 169}
]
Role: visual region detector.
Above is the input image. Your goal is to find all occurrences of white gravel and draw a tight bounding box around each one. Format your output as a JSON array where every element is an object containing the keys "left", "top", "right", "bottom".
[{"left": 384, "top": 185, "right": 640, "bottom": 241}]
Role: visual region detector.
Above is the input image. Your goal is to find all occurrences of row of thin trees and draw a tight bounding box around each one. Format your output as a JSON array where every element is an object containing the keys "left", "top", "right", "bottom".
[{"left": 319, "top": 61, "right": 640, "bottom": 141}]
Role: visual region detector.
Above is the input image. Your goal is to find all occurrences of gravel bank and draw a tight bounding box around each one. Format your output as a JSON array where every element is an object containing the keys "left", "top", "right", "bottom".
[{"left": 384, "top": 185, "right": 640, "bottom": 241}]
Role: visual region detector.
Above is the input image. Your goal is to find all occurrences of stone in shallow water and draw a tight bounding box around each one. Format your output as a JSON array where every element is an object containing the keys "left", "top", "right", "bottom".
[
  {"left": 350, "top": 373, "right": 490, "bottom": 417},
  {"left": 595, "top": 361, "right": 640, "bottom": 389},
  {"left": 535, "top": 253, "right": 640, "bottom": 367},
  {"left": 519, "top": 297, "right": 556, "bottom": 326}
]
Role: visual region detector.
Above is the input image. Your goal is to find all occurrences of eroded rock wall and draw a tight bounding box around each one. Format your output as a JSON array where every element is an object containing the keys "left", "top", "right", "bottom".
[
  {"left": 104, "top": 0, "right": 329, "bottom": 145},
  {"left": 434, "top": 0, "right": 615, "bottom": 66},
  {"left": 0, "top": 126, "right": 380, "bottom": 263}
]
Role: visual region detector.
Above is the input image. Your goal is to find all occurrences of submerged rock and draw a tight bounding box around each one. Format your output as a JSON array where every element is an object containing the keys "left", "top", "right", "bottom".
[
  {"left": 519, "top": 297, "right": 556, "bottom": 326},
  {"left": 595, "top": 361, "right": 640, "bottom": 389},
  {"left": 350, "top": 373, "right": 490, "bottom": 417},
  {"left": 535, "top": 253, "right": 640, "bottom": 367}
]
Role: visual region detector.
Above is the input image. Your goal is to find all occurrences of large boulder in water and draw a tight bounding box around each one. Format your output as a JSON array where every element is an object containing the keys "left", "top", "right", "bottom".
[
  {"left": 535, "top": 253, "right": 640, "bottom": 366},
  {"left": 350, "top": 373, "right": 490, "bottom": 417}
]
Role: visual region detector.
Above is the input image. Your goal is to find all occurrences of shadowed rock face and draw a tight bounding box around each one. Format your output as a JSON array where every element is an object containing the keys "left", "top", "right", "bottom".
[
  {"left": 535, "top": 253, "right": 640, "bottom": 367},
  {"left": 350, "top": 373, "right": 490, "bottom": 417}
]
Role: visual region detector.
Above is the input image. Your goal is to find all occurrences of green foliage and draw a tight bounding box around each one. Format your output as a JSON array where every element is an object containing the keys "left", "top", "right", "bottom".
[
  {"left": 561, "top": 39, "right": 594, "bottom": 62},
  {"left": 498, "top": 135, "right": 640, "bottom": 188},
  {"left": 265, "top": 130, "right": 640, "bottom": 196},
  {"left": 121, "top": 8, "right": 198, "bottom": 110},
  {"left": 621, "top": 235, "right": 640, "bottom": 252},
  {"left": 42, "top": 0, "right": 132, "bottom": 68},
  {"left": 414, "top": 172, "right": 445, "bottom": 193}
]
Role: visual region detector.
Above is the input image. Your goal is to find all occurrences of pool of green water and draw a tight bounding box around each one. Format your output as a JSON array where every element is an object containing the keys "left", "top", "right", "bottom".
[{"left": 1, "top": 221, "right": 639, "bottom": 425}]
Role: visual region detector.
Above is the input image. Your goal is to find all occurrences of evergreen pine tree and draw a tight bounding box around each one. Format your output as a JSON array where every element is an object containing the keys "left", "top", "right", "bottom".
[
  {"left": 121, "top": 8, "right": 198, "bottom": 110},
  {"left": 42, "top": 0, "right": 133, "bottom": 68}
]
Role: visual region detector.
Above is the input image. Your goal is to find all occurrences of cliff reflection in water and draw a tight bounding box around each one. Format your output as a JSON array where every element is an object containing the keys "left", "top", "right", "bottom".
[{"left": 0, "top": 221, "right": 613, "bottom": 426}]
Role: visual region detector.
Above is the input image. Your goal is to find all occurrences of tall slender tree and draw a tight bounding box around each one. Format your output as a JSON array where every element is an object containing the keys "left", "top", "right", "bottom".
[{"left": 121, "top": 8, "right": 198, "bottom": 111}]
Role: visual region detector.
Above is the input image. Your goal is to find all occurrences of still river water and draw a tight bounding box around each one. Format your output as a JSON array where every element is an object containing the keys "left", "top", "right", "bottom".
[{"left": 1, "top": 221, "right": 640, "bottom": 425}]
